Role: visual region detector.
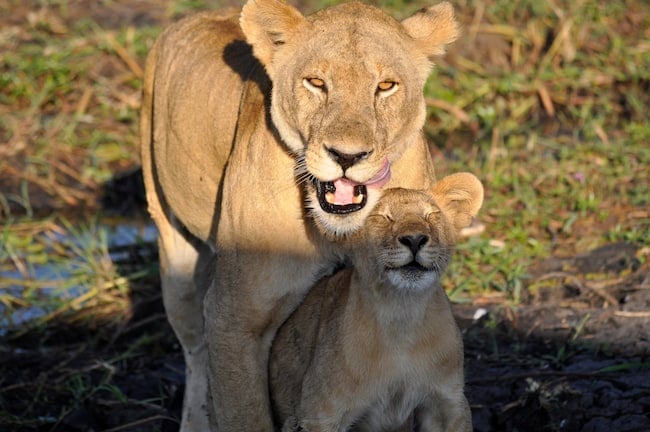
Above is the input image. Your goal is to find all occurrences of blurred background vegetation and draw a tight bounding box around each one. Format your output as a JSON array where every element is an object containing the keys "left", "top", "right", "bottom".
[{"left": 0, "top": 0, "right": 648, "bottom": 429}]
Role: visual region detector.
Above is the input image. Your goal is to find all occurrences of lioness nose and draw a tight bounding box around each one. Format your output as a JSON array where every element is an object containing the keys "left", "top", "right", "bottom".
[
  {"left": 399, "top": 234, "right": 429, "bottom": 256},
  {"left": 326, "top": 146, "right": 371, "bottom": 171}
]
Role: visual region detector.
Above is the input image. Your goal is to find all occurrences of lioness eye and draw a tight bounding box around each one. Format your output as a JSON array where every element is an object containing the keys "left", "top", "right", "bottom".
[
  {"left": 377, "top": 80, "right": 398, "bottom": 96},
  {"left": 304, "top": 77, "right": 326, "bottom": 92}
]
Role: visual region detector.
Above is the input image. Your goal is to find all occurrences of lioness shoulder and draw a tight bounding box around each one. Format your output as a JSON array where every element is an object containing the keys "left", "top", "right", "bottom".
[{"left": 270, "top": 173, "right": 483, "bottom": 432}]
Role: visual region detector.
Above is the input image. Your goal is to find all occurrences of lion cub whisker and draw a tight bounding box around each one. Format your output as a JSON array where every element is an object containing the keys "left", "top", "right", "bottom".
[{"left": 270, "top": 173, "right": 483, "bottom": 432}]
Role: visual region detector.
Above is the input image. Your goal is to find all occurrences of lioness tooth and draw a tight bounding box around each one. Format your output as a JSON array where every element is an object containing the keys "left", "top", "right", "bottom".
[
  {"left": 353, "top": 194, "right": 364, "bottom": 204},
  {"left": 325, "top": 192, "right": 335, "bottom": 204}
]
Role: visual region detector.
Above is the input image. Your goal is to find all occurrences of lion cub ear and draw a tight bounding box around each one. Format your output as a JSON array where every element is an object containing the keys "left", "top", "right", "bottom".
[
  {"left": 431, "top": 173, "right": 484, "bottom": 232},
  {"left": 240, "top": 0, "right": 307, "bottom": 75},
  {"left": 401, "top": 2, "right": 460, "bottom": 62}
]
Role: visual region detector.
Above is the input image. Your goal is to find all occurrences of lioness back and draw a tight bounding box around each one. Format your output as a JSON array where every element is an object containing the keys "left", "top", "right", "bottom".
[
  {"left": 270, "top": 174, "right": 483, "bottom": 432},
  {"left": 141, "top": 8, "right": 271, "bottom": 239}
]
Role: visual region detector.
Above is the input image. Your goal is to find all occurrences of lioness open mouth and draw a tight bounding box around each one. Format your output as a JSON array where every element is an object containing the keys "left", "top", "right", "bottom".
[
  {"left": 313, "top": 159, "right": 392, "bottom": 215},
  {"left": 315, "top": 180, "right": 368, "bottom": 214}
]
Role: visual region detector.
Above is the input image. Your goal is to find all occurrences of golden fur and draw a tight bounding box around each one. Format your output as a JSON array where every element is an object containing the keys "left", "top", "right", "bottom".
[
  {"left": 139, "top": 1, "right": 459, "bottom": 430},
  {"left": 270, "top": 173, "right": 482, "bottom": 432}
]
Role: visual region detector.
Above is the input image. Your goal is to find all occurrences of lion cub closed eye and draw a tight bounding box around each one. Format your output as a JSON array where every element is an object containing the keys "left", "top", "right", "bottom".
[{"left": 269, "top": 173, "right": 483, "bottom": 432}]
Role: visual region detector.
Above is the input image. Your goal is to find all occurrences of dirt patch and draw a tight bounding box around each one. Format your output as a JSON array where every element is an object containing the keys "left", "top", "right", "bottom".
[
  {"left": 457, "top": 242, "right": 650, "bottom": 431},
  {"left": 1, "top": 240, "right": 648, "bottom": 431}
]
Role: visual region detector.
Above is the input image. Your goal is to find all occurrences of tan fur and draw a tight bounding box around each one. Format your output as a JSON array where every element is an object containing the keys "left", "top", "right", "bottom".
[
  {"left": 139, "top": 1, "right": 459, "bottom": 430},
  {"left": 270, "top": 173, "right": 483, "bottom": 432}
]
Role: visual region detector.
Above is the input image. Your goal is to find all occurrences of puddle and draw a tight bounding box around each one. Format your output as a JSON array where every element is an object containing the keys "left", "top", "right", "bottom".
[{"left": 0, "top": 220, "right": 158, "bottom": 335}]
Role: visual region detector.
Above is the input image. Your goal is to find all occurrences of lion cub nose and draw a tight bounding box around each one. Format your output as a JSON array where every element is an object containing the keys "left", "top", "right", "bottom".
[
  {"left": 398, "top": 234, "right": 429, "bottom": 256},
  {"left": 326, "top": 146, "right": 371, "bottom": 171}
]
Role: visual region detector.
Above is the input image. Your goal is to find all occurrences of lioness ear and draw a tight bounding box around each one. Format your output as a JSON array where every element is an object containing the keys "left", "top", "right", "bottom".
[
  {"left": 431, "top": 172, "right": 484, "bottom": 231},
  {"left": 401, "top": 2, "right": 460, "bottom": 64},
  {"left": 240, "top": 0, "right": 307, "bottom": 73}
]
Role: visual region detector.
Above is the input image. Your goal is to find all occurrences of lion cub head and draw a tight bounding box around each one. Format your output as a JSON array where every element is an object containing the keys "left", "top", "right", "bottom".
[
  {"left": 355, "top": 173, "right": 484, "bottom": 291},
  {"left": 240, "top": 0, "right": 459, "bottom": 236}
]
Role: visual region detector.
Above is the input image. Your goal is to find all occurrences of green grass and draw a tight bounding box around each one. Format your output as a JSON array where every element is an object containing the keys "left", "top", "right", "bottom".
[
  {"left": 0, "top": 0, "right": 647, "bottom": 322},
  {"left": 426, "top": 0, "right": 649, "bottom": 299}
]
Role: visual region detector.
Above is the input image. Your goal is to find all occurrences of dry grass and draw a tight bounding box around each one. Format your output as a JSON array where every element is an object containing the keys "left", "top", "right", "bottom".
[{"left": 0, "top": 0, "right": 647, "bottom": 328}]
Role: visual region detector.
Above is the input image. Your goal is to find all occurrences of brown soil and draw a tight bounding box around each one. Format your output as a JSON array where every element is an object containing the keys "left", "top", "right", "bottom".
[
  {"left": 1, "top": 245, "right": 648, "bottom": 431},
  {"left": 458, "top": 243, "right": 650, "bottom": 431},
  {"left": 1, "top": 170, "right": 648, "bottom": 431}
]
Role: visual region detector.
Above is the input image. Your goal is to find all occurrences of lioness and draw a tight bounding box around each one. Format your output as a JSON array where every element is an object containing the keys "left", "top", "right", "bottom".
[
  {"left": 270, "top": 173, "right": 482, "bottom": 432},
  {"left": 139, "top": 0, "right": 459, "bottom": 429}
]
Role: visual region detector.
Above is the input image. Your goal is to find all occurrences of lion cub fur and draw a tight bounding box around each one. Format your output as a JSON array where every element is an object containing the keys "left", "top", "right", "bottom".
[{"left": 269, "top": 173, "right": 483, "bottom": 432}]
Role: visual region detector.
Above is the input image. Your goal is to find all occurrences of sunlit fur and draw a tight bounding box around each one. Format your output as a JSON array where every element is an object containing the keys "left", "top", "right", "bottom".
[{"left": 140, "top": 0, "right": 461, "bottom": 429}]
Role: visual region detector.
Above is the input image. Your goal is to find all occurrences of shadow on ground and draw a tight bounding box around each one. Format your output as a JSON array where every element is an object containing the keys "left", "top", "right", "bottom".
[{"left": 1, "top": 220, "right": 648, "bottom": 430}]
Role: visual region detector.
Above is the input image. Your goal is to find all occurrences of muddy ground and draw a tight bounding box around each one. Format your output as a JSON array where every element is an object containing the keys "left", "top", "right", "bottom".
[
  {"left": 458, "top": 244, "right": 650, "bottom": 432},
  {"left": 1, "top": 169, "right": 648, "bottom": 431},
  {"left": 2, "top": 236, "right": 649, "bottom": 431}
]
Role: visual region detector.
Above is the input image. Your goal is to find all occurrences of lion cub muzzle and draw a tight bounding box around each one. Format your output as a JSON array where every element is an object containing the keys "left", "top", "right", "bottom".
[
  {"left": 367, "top": 188, "right": 464, "bottom": 292},
  {"left": 384, "top": 224, "right": 450, "bottom": 292}
]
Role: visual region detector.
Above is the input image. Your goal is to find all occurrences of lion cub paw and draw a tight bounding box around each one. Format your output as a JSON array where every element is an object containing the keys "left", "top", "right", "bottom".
[{"left": 281, "top": 416, "right": 303, "bottom": 432}]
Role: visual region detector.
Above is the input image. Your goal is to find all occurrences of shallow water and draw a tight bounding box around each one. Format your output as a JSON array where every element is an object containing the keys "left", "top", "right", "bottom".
[{"left": 0, "top": 220, "right": 158, "bottom": 334}]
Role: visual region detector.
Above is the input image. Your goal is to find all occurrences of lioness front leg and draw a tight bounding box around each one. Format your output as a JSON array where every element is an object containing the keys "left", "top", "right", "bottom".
[
  {"left": 415, "top": 392, "right": 472, "bottom": 432},
  {"left": 157, "top": 219, "right": 214, "bottom": 432},
  {"left": 204, "top": 253, "right": 316, "bottom": 431},
  {"left": 204, "top": 290, "right": 274, "bottom": 430}
]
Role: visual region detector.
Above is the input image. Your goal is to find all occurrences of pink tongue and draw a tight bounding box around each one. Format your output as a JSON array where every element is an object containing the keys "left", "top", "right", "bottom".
[
  {"left": 331, "top": 160, "right": 392, "bottom": 205},
  {"left": 332, "top": 178, "right": 357, "bottom": 205}
]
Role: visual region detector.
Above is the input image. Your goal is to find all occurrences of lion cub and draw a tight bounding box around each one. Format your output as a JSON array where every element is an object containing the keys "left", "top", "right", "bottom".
[{"left": 269, "top": 173, "right": 483, "bottom": 432}]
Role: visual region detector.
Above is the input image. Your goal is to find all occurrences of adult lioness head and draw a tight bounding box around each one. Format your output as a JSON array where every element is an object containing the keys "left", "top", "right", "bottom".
[
  {"left": 359, "top": 173, "right": 483, "bottom": 291},
  {"left": 240, "top": 0, "right": 459, "bottom": 236}
]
